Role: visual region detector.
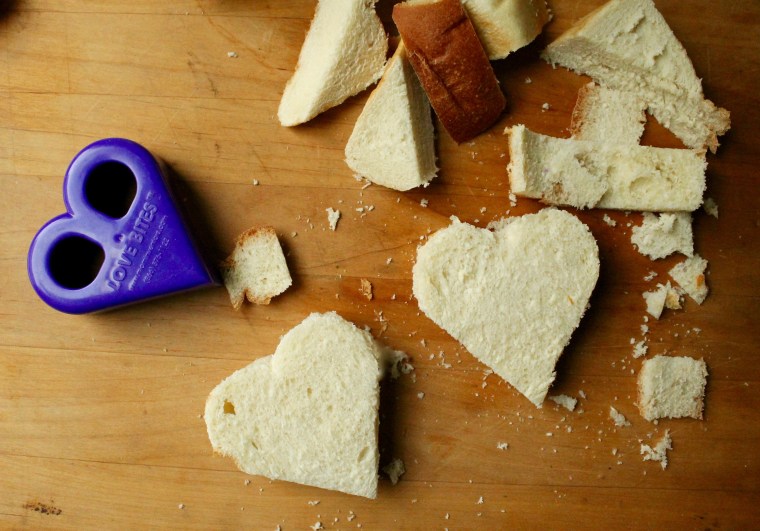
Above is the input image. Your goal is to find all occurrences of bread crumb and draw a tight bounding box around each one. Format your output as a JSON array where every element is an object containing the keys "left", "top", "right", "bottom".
[
  {"left": 360, "top": 279, "right": 373, "bottom": 300},
  {"left": 476, "top": 496, "right": 484, "bottom": 504},
  {"left": 252, "top": 179, "right": 259, "bottom": 186},
  {"left": 609, "top": 406, "right": 631, "bottom": 427},
  {"left": 244, "top": 479, "right": 251, "bottom": 486},
  {"left": 347, "top": 511, "right": 356, "bottom": 522},
  {"left": 541, "top": 102, "right": 550, "bottom": 111},
  {"left": 644, "top": 271, "right": 658, "bottom": 282},
  {"left": 703, "top": 197, "right": 719, "bottom": 218},
  {"left": 420, "top": 198, "right": 428, "bottom": 208},
  {"left": 549, "top": 394, "right": 577, "bottom": 411},
  {"left": 633, "top": 340, "right": 648, "bottom": 358},
  {"left": 326, "top": 208, "right": 341, "bottom": 231},
  {"left": 308, "top": 500, "right": 320, "bottom": 506},
  {"left": 227, "top": 51, "right": 238, "bottom": 58},
  {"left": 508, "top": 192, "right": 517, "bottom": 207},
  {"left": 383, "top": 458, "right": 406, "bottom": 485},
  {"left": 496, "top": 442, "right": 509, "bottom": 450},
  {"left": 546, "top": 432, "right": 553, "bottom": 437},
  {"left": 578, "top": 389, "right": 587, "bottom": 399},
  {"left": 524, "top": 77, "right": 532, "bottom": 84},
  {"left": 386, "top": 257, "right": 393, "bottom": 265},
  {"left": 641, "top": 430, "right": 672, "bottom": 470},
  {"left": 602, "top": 214, "right": 617, "bottom": 227},
  {"left": 310, "top": 522, "right": 323, "bottom": 531},
  {"left": 417, "top": 392, "right": 425, "bottom": 399},
  {"left": 178, "top": 503, "right": 185, "bottom": 510}
]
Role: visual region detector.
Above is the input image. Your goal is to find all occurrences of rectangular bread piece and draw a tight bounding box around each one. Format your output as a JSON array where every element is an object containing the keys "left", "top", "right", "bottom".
[{"left": 507, "top": 124, "right": 706, "bottom": 212}]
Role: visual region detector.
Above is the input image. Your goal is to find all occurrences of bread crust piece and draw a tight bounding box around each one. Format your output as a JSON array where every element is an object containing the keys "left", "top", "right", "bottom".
[
  {"left": 393, "top": 0, "right": 506, "bottom": 143},
  {"left": 219, "top": 226, "right": 291, "bottom": 309}
]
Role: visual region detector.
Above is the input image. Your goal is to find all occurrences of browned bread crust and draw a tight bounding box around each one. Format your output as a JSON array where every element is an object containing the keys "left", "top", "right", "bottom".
[{"left": 393, "top": 0, "right": 506, "bottom": 143}]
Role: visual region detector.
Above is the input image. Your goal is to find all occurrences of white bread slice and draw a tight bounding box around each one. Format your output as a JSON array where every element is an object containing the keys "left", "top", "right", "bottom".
[
  {"left": 277, "top": 0, "right": 388, "bottom": 127},
  {"left": 506, "top": 124, "right": 707, "bottom": 212},
  {"left": 637, "top": 355, "right": 708, "bottom": 421},
  {"left": 570, "top": 82, "right": 646, "bottom": 145},
  {"left": 631, "top": 212, "right": 694, "bottom": 260},
  {"left": 204, "top": 312, "right": 384, "bottom": 498},
  {"left": 462, "top": 0, "right": 551, "bottom": 60},
  {"left": 669, "top": 254, "right": 709, "bottom": 304},
  {"left": 542, "top": 0, "right": 730, "bottom": 152},
  {"left": 345, "top": 43, "right": 437, "bottom": 191},
  {"left": 413, "top": 209, "right": 599, "bottom": 407},
  {"left": 220, "top": 227, "right": 292, "bottom": 310}
]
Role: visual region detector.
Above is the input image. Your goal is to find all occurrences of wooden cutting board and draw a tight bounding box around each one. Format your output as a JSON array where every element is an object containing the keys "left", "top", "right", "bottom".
[{"left": 1, "top": 1, "right": 759, "bottom": 528}]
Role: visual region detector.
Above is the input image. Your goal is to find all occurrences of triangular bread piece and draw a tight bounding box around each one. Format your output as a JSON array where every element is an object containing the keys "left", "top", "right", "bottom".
[
  {"left": 463, "top": 0, "right": 551, "bottom": 60},
  {"left": 205, "top": 312, "right": 384, "bottom": 498},
  {"left": 542, "top": 0, "right": 729, "bottom": 152},
  {"left": 413, "top": 210, "right": 600, "bottom": 407},
  {"left": 345, "top": 43, "right": 437, "bottom": 191},
  {"left": 277, "top": 0, "right": 388, "bottom": 126}
]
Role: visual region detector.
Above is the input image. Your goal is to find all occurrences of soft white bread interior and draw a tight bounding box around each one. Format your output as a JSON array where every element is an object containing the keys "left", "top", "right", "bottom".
[
  {"left": 506, "top": 124, "right": 707, "bottom": 212},
  {"left": 669, "top": 254, "right": 709, "bottom": 304},
  {"left": 204, "top": 312, "right": 384, "bottom": 499},
  {"left": 637, "top": 355, "right": 708, "bottom": 421},
  {"left": 570, "top": 82, "right": 646, "bottom": 145},
  {"left": 345, "top": 42, "right": 437, "bottom": 191},
  {"left": 463, "top": 0, "right": 551, "bottom": 60},
  {"left": 542, "top": 0, "right": 730, "bottom": 152},
  {"left": 277, "top": 0, "right": 388, "bottom": 127},
  {"left": 220, "top": 227, "right": 292, "bottom": 310},
  {"left": 413, "top": 209, "right": 599, "bottom": 407},
  {"left": 631, "top": 212, "right": 694, "bottom": 260}
]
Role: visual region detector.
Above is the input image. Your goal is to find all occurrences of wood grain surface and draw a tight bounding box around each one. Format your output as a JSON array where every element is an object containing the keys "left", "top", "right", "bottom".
[{"left": 1, "top": 1, "right": 759, "bottom": 529}]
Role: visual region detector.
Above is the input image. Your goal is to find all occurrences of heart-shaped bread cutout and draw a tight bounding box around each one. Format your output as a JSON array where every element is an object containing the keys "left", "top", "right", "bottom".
[
  {"left": 413, "top": 209, "right": 600, "bottom": 407},
  {"left": 204, "top": 312, "right": 384, "bottom": 498},
  {"left": 27, "top": 138, "right": 217, "bottom": 313}
]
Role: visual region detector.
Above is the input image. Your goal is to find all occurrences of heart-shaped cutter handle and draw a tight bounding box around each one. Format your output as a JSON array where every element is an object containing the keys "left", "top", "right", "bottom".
[{"left": 28, "top": 138, "right": 218, "bottom": 314}]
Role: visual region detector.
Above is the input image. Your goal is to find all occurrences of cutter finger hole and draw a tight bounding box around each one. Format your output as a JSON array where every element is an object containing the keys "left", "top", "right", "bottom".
[
  {"left": 85, "top": 161, "right": 137, "bottom": 219},
  {"left": 48, "top": 235, "right": 105, "bottom": 290}
]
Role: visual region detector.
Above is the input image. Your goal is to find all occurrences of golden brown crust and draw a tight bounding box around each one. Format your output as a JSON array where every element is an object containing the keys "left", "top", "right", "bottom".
[
  {"left": 393, "top": 0, "right": 506, "bottom": 143},
  {"left": 569, "top": 82, "right": 596, "bottom": 139}
]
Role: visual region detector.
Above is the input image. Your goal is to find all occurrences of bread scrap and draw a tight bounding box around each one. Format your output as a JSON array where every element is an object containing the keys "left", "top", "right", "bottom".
[
  {"left": 345, "top": 43, "right": 438, "bottom": 191},
  {"left": 669, "top": 254, "right": 709, "bottom": 304},
  {"left": 277, "top": 0, "right": 388, "bottom": 126},
  {"left": 637, "top": 355, "right": 708, "bottom": 422},
  {"left": 643, "top": 281, "right": 682, "bottom": 319},
  {"left": 413, "top": 209, "right": 599, "bottom": 407},
  {"left": 393, "top": 0, "right": 506, "bottom": 143},
  {"left": 640, "top": 430, "right": 672, "bottom": 470},
  {"left": 506, "top": 124, "right": 706, "bottom": 211},
  {"left": 542, "top": 0, "right": 730, "bottom": 152},
  {"left": 204, "top": 312, "right": 387, "bottom": 498},
  {"left": 570, "top": 82, "right": 646, "bottom": 145},
  {"left": 220, "top": 227, "right": 292, "bottom": 310},
  {"left": 631, "top": 212, "right": 694, "bottom": 260},
  {"left": 463, "top": 0, "right": 551, "bottom": 60}
]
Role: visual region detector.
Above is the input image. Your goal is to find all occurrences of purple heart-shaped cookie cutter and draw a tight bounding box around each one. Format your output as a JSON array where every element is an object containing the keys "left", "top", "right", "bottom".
[{"left": 28, "top": 138, "right": 218, "bottom": 314}]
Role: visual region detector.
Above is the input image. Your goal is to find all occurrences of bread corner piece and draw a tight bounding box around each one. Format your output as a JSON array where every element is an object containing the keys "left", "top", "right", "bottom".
[
  {"left": 204, "top": 312, "right": 385, "bottom": 498},
  {"left": 505, "top": 124, "right": 706, "bottom": 212},
  {"left": 277, "top": 0, "right": 388, "bottom": 127},
  {"left": 570, "top": 82, "right": 646, "bottom": 145},
  {"left": 220, "top": 227, "right": 292, "bottom": 310},
  {"left": 637, "top": 355, "right": 708, "bottom": 422},
  {"left": 542, "top": 0, "right": 729, "bottom": 152},
  {"left": 345, "top": 42, "right": 438, "bottom": 191},
  {"left": 393, "top": 0, "right": 506, "bottom": 143},
  {"left": 463, "top": 0, "right": 551, "bottom": 60},
  {"left": 413, "top": 209, "right": 599, "bottom": 407}
]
